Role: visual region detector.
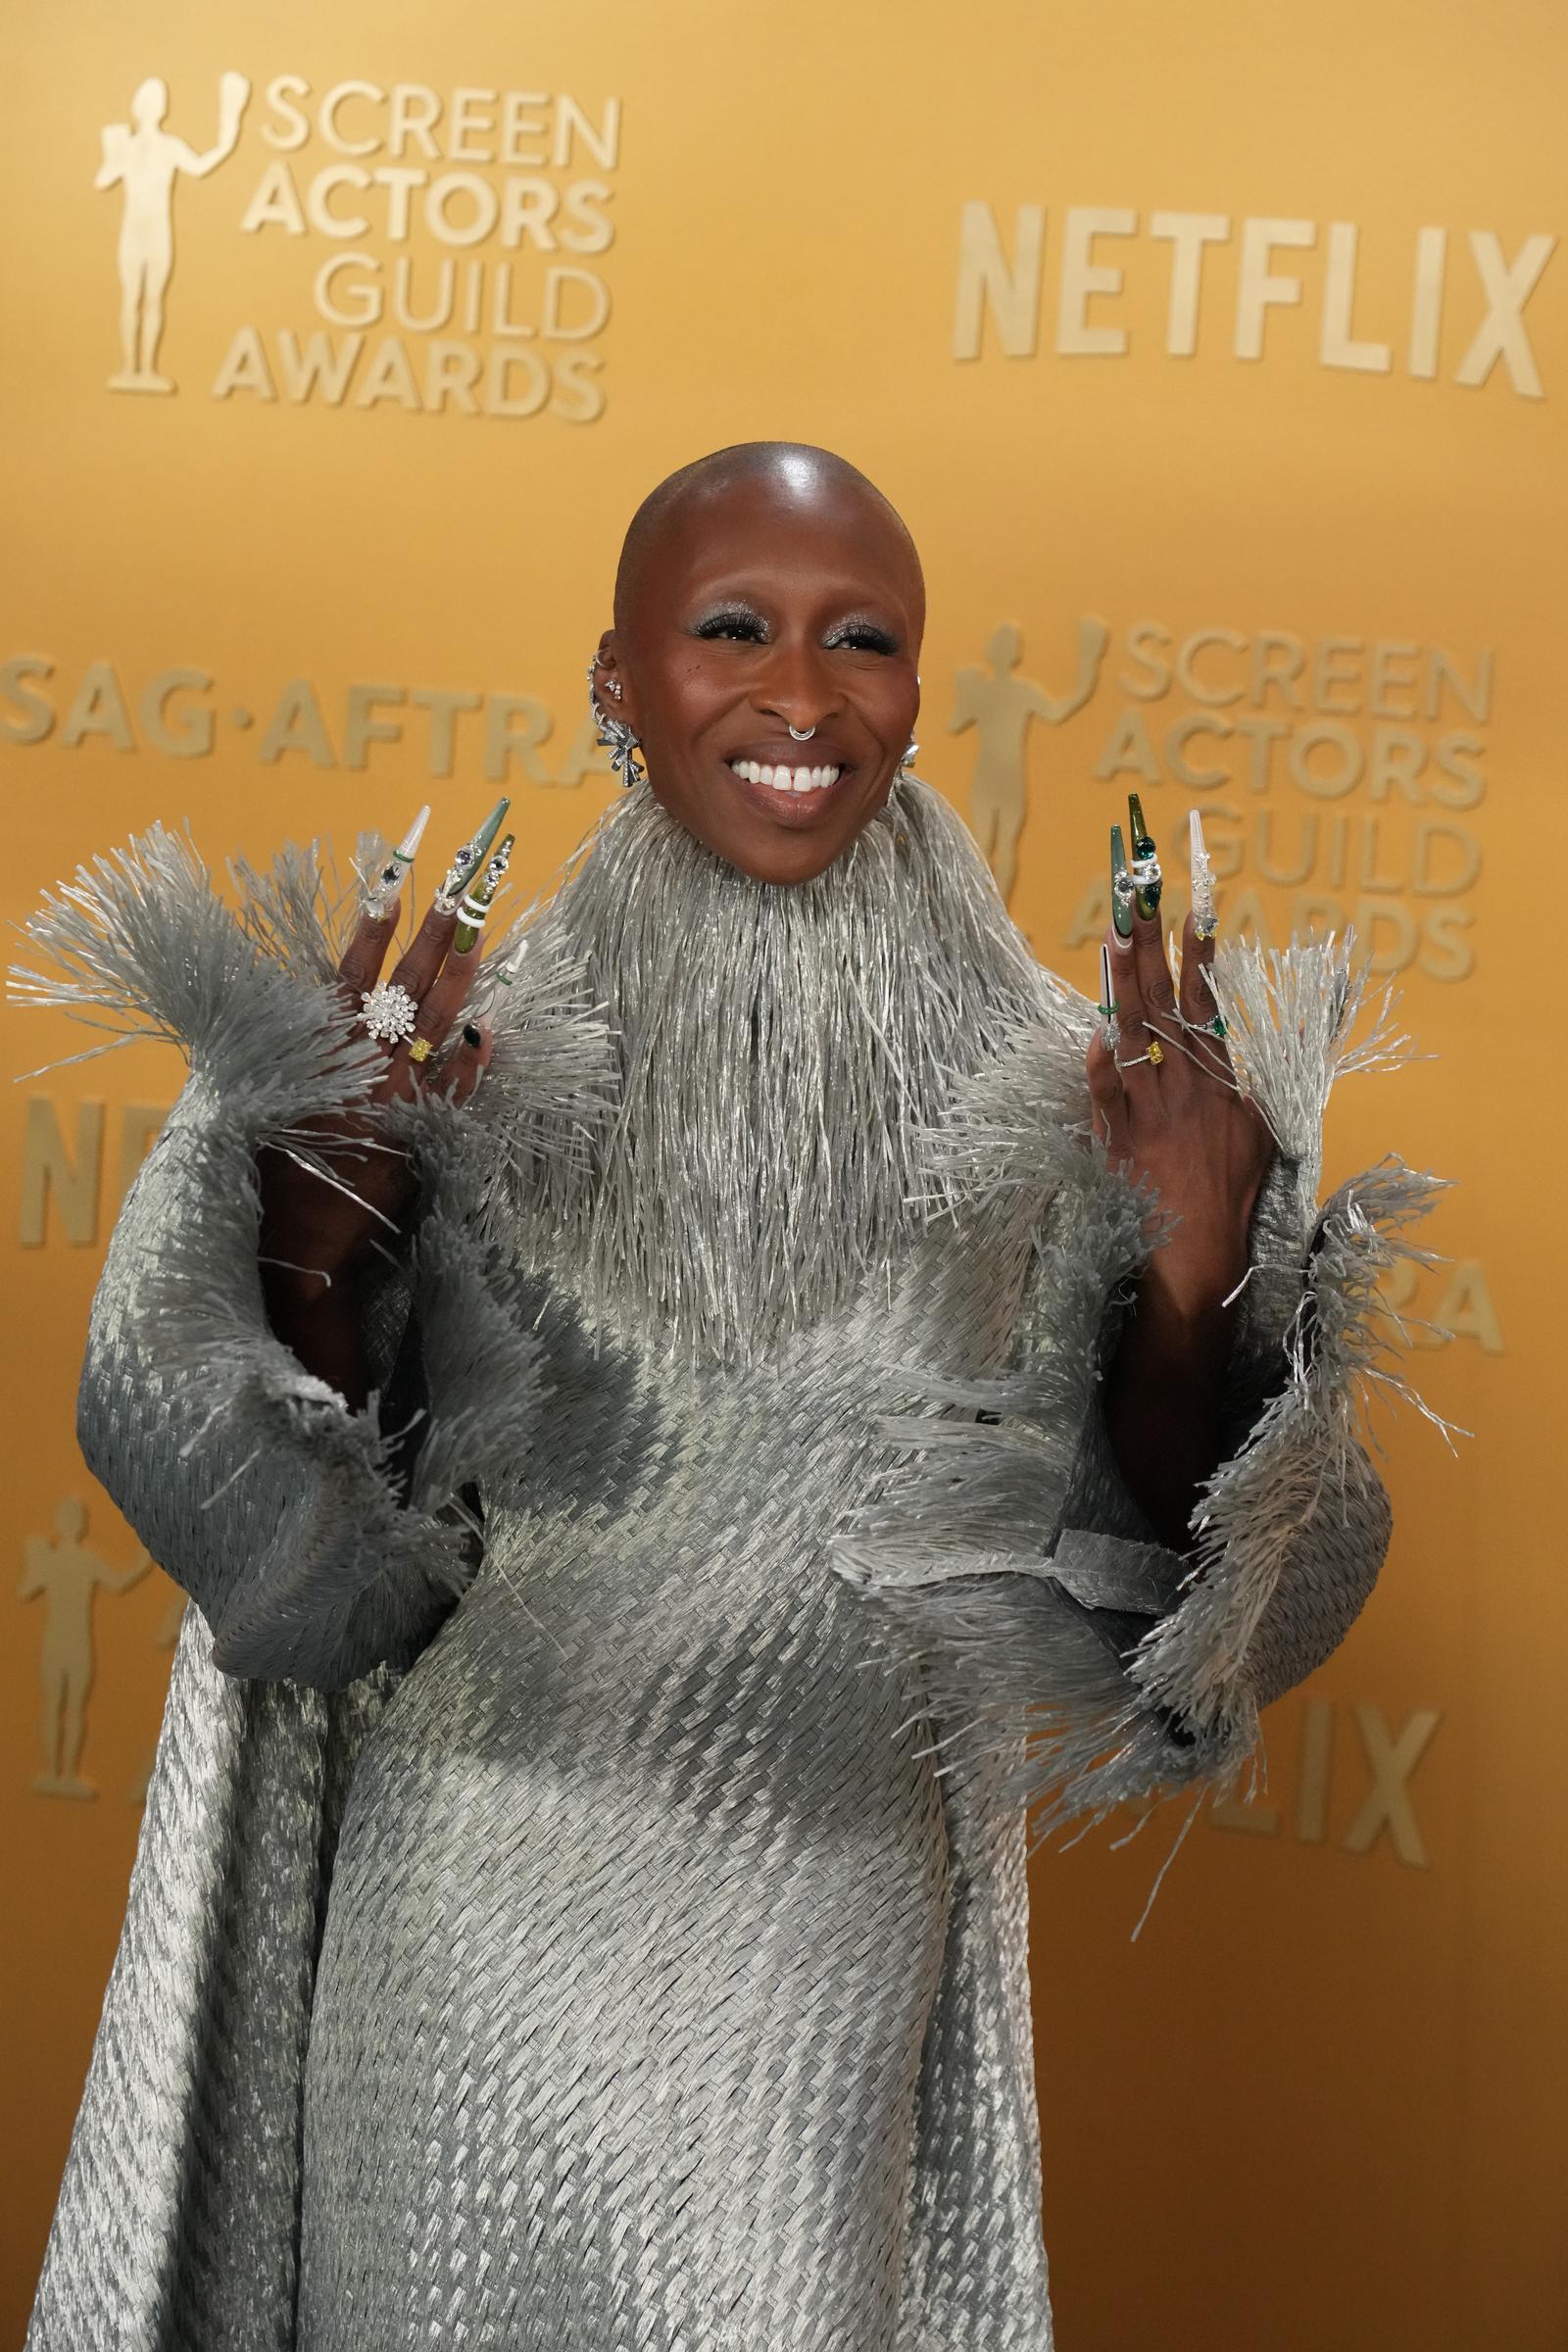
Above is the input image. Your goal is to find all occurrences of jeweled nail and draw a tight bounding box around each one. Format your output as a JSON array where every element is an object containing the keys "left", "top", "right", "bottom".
[
  {"left": 1110, "top": 824, "right": 1135, "bottom": 940},
  {"left": 1189, "top": 808, "right": 1217, "bottom": 939},
  {"left": 362, "top": 803, "right": 431, "bottom": 918},
  {"left": 434, "top": 796, "right": 511, "bottom": 914},
  {"left": 453, "top": 832, "right": 514, "bottom": 954},
  {"left": 1127, "top": 792, "right": 1162, "bottom": 919}
]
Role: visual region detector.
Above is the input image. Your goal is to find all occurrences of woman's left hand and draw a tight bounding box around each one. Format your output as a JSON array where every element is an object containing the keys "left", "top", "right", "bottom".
[
  {"left": 1087, "top": 900, "right": 1275, "bottom": 1317},
  {"left": 1086, "top": 885, "right": 1276, "bottom": 1545}
]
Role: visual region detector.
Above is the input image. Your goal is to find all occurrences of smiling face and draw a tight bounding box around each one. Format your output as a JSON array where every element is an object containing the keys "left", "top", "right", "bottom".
[{"left": 595, "top": 448, "right": 924, "bottom": 886}]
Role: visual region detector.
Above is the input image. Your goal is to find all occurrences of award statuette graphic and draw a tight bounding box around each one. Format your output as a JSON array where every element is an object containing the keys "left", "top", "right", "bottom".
[
  {"left": 18, "top": 1495, "right": 150, "bottom": 1799},
  {"left": 96, "top": 71, "right": 250, "bottom": 393},
  {"left": 950, "top": 617, "right": 1109, "bottom": 904}
]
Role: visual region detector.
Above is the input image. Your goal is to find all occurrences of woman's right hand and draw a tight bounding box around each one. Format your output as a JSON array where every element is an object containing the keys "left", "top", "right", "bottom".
[{"left": 256, "top": 884, "right": 495, "bottom": 1328}]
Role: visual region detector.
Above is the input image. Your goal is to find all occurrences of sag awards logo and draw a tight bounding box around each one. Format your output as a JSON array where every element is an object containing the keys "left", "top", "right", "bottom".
[
  {"left": 96, "top": 70, "right": 619, "bottom": 418},
  {"left": 19, "top": 1493, "right": 183, "bottom": 1807},
  {"left": 942, "top": 615, "right": 1491, "bottom": 987}
]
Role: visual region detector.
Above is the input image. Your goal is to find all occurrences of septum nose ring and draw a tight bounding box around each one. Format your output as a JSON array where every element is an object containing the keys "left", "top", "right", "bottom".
[{"left": 787, "top": 722, "right": 815, "bottom": 741}]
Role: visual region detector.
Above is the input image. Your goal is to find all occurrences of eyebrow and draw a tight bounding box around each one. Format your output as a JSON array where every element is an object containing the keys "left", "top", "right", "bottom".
[
  {"left": 682, "top": 578, "right": 906, "bottom": 616},
  {"left": 685, "top": 595, "right": 904, "bottom": 641}
]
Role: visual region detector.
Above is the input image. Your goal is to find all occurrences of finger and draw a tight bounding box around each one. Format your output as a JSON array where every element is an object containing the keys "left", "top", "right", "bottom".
[
  {"left": 338, "top": 889, "right": 464, "bottom": 1065},
  {"left": 380, "top": 935, "right": 485, "bottom": 1102},
  {"left": 382, "top": 810, "right": 514, "bottom": 1021},
  {"left": 1177, "top": 905, "right": 1219, "bottom": 1026},
  {"left": 1130, "top": 883, "right": 1180, "bottom": 1037},
  {"left": 1106, "top": 897, "right": 1144, "bottom": 1015},
  {"left": 382, "top": 892, "right": 463, "bottom": 1010},
  {"left": 1104, "top": 911, "right": 1156, "bottom": 1094},
  {"left": 434, "top": 1017, "right": 494, "bottom": 1110},
  {"left": 1086, "top": 1027, "right": 1131, "bottom": 1163},
  {"left": 334, "top": 898, "right": 403, "bottom": 1018},
  {"left": 1174, "top": 906, "right": 1235, "bottom": 1083},
  {"left": 340, "top": 892, "right": 463, "bottom": 1086}
]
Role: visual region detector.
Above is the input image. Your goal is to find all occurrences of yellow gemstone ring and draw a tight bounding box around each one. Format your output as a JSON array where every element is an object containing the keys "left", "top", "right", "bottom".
[{"left": 408, "top": 1035, "right": 437, "bottom": 1064}]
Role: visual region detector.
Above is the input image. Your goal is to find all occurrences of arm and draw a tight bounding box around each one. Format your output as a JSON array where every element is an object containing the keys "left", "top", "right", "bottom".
[
  {"left": 1026, "top": 614, "right": 1110, "bottom": 724},
  {"left": 74, "top": 1071, "right": 534, "bottom": 1693},
  {"left": 172, "top": 134, "right": 238, "bottom": 177},
  {"left": 835, "top": 934, "right": 1444, "bottom": 1838},
  {"left": 1031, "top": 1144, "right": 1436, "bottom": 1802},
  {"left": 16, "top": 821, "right": 609, "bottom": 1690},
  {"left": 175, "top": 72, "right": 249, "bottom": 177},
  {"left": 95, "top": 125, "right": 127, "bottom": 190}
]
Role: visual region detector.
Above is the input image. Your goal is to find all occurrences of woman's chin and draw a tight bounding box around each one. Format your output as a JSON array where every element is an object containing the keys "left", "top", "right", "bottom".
[{"left": 650, "top": 769, "right": 894, "bottom": 886}]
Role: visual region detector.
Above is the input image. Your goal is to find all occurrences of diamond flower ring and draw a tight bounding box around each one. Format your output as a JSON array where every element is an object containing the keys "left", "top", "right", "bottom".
[{"left": 360, "top": 980, "right": 419, "bottom": 1045}]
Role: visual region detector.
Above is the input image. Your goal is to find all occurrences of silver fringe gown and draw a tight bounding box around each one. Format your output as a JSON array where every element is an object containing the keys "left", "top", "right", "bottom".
[{"left": 16, "top": 778, "right": 1435, "bottom": 2350}]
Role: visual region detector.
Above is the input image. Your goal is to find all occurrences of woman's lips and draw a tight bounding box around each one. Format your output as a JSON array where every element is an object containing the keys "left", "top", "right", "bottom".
[{"left": 721, "top": 755, "right": 852, "bottom": 826}]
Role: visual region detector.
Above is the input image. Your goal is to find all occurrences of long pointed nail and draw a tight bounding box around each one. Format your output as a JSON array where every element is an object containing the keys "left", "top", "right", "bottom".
[
  {"left": 1127, "top": 792, "right": 1162, "bottom": 920},
  {"left": 1110, "top": 824, "right": 1135, "bottom": 940},
  {"left": 1098, "top": 941, "right": 1118, "bottom": 1041},
  {"left": 1189, "top": 808, "right": 1217, "bottom": 938},
  {"left": 453, "top": 831, "right": 514, "bottom": 954},
  {"left": 362, "top": 803, "right": 431, "bottom": 918},
  {"left": 434, "top": 796, "right": 511, "bottom": 913}
]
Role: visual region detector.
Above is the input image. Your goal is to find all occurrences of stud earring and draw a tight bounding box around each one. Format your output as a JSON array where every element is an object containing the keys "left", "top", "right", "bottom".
[{"left": 586, "top": 660, "right": 644, "bottom": 788}]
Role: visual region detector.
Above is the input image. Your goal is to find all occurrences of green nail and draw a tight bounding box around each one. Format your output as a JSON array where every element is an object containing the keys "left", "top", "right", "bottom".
[
  {"left": 1110, "top": 824, "right": 1135, "bottom": 939},
  {"left": 453, "top": 831, "right": 514, "bottom": 954},
  {"left": 437, "top": 795, "right": 511, "bottom": 911},
  {"left": 1127, "top": 792, "right": 1162, "bottom": 919}
]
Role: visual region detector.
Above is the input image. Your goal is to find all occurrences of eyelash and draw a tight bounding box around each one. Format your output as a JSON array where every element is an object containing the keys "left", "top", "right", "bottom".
[{"left": 691, "top": 611, "right": 898, "bottom": 656}]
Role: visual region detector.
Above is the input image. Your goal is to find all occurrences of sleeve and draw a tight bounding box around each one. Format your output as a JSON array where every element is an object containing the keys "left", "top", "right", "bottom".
[
  {"left": 833, "top": 936, "right": 1446, "bottom": 1843},
  {"left": 11, "top": 821, "right": 611, "bottom": 1692}
]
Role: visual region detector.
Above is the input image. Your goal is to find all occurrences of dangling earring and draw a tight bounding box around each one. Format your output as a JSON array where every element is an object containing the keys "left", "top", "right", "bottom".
[
  {"left": 895, "top": 736, "right": 920, "bottom": 781},
  {"left": 586, "top": 660, "right": 645, "bottom": 788}
]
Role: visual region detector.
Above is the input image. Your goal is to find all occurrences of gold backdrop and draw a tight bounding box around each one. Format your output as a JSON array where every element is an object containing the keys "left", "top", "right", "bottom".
[{"left": 4, "top": 2, "right": 1563, "bottom": 2344}]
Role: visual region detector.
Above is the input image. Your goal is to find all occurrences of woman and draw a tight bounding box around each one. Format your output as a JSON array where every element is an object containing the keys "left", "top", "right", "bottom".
[{"left": 20, "top": 442, "right": 1432, "bottom": 2349}]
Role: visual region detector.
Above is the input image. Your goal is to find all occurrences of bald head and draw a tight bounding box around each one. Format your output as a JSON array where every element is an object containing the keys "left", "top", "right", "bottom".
[
  {"left": 595, "top": 439, "right": 925, "bottom": 885},
  {"left": 612, "top": 441, "right": 922, "bottom": 635}
]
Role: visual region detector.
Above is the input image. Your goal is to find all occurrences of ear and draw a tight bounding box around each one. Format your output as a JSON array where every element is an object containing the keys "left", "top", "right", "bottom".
[{"left": 592, "top": 628, "right": 637, "bottom": 726}]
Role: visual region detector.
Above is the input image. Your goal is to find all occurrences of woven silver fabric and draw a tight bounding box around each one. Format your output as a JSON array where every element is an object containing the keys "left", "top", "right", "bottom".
[{"left": 14, "top": 779, "right": 1439, "bottom": 2349}]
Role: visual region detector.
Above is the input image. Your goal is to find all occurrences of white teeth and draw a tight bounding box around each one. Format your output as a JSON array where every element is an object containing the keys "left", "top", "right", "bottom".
[{"left": 728, "top": 759, "right": 841, "bottom": 793}]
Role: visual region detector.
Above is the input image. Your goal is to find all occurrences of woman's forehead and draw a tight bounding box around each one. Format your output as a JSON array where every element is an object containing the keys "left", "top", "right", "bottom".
[{"left": 630, "top": 471, "right": 922, "bottom": 608}]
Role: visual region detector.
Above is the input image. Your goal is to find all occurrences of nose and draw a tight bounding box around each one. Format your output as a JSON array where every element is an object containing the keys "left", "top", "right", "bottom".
[{"left": 752, "top": 638, "right": 843, "bottom": 735}]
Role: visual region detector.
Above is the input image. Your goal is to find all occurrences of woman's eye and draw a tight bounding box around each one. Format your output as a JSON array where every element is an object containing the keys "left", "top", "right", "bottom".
[
  {"left": 827, "top": 626, "right": 898, "bottom": 655},
  {"left": 693, "top": 614, "right": 767, "bottom": 644}
]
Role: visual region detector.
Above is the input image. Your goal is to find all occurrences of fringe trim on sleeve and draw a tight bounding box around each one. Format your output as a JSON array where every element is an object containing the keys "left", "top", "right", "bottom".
[
  {"left": 11, "top": 815, "right": 613, "bottom": 1144},
  {"left": 1206, "top": 929, "right": 1416, "bottom": 1166},
  {"left": 1129, "top": 1155, "right": 1447, "bottom": 1744},
  {"left": 833, "top": 939, "right": 1446, "bottom": 1846},
  {"left": 10, "top": 821, "right": 389, "bottom": 1121},
  {"left": 11, "top": 823, "right": 614, "bottom": 1684},
  {"left": 833, "top": 1149, "right": 1174, "bottom": 1849},
  {"left": 150, "top": 1107, "right": 548, "bottom": 1686}
]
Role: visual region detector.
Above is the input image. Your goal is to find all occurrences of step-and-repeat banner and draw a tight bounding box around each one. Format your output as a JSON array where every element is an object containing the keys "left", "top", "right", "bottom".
[{"left": 3, "top": 4, "right": 1562, "bottom": 2346}]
